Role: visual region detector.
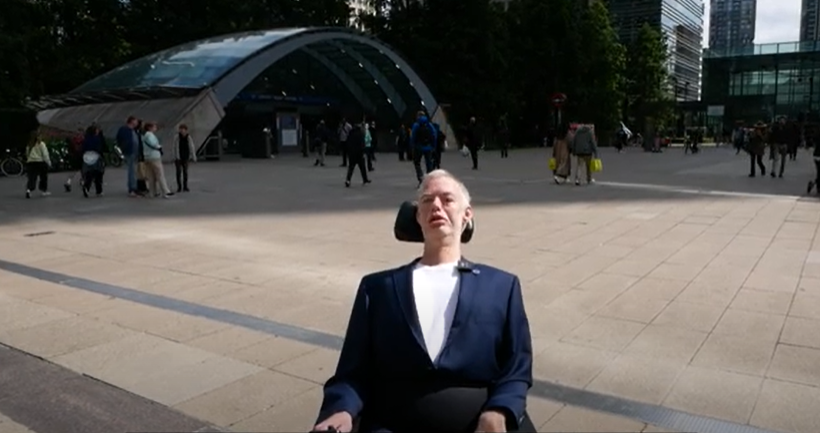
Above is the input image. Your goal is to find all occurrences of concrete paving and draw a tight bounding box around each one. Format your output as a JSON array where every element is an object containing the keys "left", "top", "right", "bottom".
[{"left": 0, "top": 146, "right": 819, "bottom": 433}]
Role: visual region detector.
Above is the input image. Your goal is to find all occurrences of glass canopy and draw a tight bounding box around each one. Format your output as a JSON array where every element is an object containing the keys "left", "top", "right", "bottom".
[{"left": 72, "top": 28, "right": 308, "bottom": 93}]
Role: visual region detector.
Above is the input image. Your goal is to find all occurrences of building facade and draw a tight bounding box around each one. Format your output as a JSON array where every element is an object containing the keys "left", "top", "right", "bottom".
[
  {"left": 802, "top": 0, "right": 820, "bottom": 41},
  {"left": 709, "top": 0, "right": 756, "bottom": 49},
  {"left": 702, "top": 41, "right": 820, "bottom": 128},
  {"left": 609, "top": 0, "right": 704, "bottom": 101}
]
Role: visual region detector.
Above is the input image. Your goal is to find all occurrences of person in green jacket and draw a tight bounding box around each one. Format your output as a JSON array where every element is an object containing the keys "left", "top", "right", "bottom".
[{"left": 25, "top": 131, "right": 52, "bottom": 199}]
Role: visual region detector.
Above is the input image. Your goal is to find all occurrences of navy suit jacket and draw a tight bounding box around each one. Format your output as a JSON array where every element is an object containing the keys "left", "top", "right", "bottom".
[{"left": 318, "top": 258, "right": 533, "bottom": 430}]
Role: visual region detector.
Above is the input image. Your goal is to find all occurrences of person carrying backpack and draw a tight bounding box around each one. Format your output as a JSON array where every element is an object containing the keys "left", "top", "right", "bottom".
[{"left": 410, "top": 111, "right": 437, "bottom": 185}]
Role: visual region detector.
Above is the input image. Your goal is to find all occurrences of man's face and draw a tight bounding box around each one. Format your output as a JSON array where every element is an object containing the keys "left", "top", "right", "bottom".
[
  {"left": 179, "top": 127, "right": 187, "bottom": 135},
  {"left": 417, "top": 176, "right": 472, "bottom": 242}
]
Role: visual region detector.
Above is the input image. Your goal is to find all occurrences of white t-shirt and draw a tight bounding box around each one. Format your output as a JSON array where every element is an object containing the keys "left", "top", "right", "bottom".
[{"left": 412, "top": 262, "right": 460, "bottom": 363}]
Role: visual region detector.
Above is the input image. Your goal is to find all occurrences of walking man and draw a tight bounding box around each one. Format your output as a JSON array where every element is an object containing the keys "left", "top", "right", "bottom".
[
  {"left": 769, "top": 117, "right": 788, "bottom": 178},
  {"left": 116, "top": 116, "right": 140, "bottom": 197},
  {"left": 314, "top": 120, "right": 330, "bottom": 167},
  {"left": 345, "top": 119, "right": 371, "bottom": 187},
  {"left": 410, "top": 111, "right": 437, "bottom": 186}
]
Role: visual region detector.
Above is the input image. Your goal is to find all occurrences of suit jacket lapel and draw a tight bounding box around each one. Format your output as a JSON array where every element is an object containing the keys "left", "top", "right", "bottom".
[
  {"left": 443, "top": 258, "right": 479, "bottom": 350},
  {"left": 393, "top": 259, "right": 427, "bottom": 354}
]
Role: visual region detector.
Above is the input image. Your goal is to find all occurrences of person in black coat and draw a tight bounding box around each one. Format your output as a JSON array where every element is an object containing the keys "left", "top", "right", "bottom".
[{"left": 345, "top": 121, "right": 372, "bottom": 187}]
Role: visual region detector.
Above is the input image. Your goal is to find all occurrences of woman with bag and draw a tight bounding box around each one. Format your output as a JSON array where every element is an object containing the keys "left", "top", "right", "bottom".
[
  {"left": 551, "top": 122, "right": 571, "bottom": 184},
  {"left": 142, "top": 122, "right": 174, "bottom": 198},
  {"left": 24, "top": 130, "right": 52, "bottom": 199},
  {"left": 80, "top": 125, "right": 108, "bottom": 197}
]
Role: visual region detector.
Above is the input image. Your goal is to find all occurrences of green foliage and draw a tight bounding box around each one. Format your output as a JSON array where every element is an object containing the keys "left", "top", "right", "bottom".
[
  {"left": 0, "top": 0, "right": 668, "bottom": 146},
  {"left": 574, "top": 0, "right": 627, "bottom": 135},
  {"left": 624, "top": 23, "right": 673, "bottom": 130},
  {"left": 0, "top": 0, "right": 351, "bottom": 108}
]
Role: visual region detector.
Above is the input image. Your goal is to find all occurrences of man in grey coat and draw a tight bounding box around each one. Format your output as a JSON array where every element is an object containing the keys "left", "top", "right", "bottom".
[{"left": 570, "top": 124, "right": 599, "bottom": 185}]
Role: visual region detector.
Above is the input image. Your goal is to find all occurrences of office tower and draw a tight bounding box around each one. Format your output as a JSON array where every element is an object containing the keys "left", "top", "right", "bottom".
[
  {"left": 609, "top": 0, "right": 704, "bottom": 100},
  {"left": 802, "top": 0, "right": 820, "bottom": 40},
  {"left": 709, "top": 0, "right": 756, "bottom": 49}
]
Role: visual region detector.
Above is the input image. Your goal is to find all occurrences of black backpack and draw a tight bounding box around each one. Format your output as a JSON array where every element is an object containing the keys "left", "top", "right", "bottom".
[{"left": 415, "top": 122, "right": 434, "bottom": 149}]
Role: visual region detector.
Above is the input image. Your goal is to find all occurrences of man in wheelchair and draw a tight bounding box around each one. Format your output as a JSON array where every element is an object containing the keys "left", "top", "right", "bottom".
[{"left": 313, "top": 170, "right": 536, "bottom": 433}]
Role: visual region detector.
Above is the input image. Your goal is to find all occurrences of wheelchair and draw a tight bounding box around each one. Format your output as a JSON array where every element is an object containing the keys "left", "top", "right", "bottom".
[
  {"left": 393, "top": 200, "right": 474, "bottom": 243},
  {"left": 311, "top": 204, "right": 536, "bottom": 433}
]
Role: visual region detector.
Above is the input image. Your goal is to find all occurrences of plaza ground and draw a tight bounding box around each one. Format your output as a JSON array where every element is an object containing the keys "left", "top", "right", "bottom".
[{"left": 0, "top": 146, "right": 819, "bottom": 433}]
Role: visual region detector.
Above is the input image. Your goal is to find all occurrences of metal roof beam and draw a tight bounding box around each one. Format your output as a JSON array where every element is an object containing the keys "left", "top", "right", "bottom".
[
  {"left": 326, "top": 40, "right": 406, "bottom": 116},
  {"left": 302, "top": 47, "right": 377, "bottom": 113}
]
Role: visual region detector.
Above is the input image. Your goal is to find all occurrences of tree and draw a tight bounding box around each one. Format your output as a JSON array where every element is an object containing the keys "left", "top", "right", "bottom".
[
  {"left": 624, "top": 23, "right": 672, "bottom": 134},
  {"left": 504, "top": 0, "right": 609, "bottom": 144},
  {"left": 574, "top": 0, "right": 626, "bottom": 138},
  {"left": 364, "top": 0, "right": 510, "bottom": 125}
]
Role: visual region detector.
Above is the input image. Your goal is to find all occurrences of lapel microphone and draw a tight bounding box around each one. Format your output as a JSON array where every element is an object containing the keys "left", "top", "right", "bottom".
[{"left": 456, "top": 259, "right": 480, "bottom": 274}]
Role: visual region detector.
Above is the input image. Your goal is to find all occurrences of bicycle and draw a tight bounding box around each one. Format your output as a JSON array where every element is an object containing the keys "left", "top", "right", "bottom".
[
  {"left": 106, "top": 144, "right": 123, "bottom": 167},
  {"left": 1, "top": 148, "right": 25, "bottom": 177}
]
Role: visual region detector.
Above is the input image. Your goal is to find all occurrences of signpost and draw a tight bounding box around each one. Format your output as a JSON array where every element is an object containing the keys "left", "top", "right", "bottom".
[{"left": 551, "top": 92, "right": 567, "bottom": 126}]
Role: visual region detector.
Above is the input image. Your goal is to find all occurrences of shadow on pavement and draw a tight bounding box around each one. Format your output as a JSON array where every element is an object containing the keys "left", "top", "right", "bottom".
[{"left": 0, "top": 147, "right": 815, "bottom": 226}]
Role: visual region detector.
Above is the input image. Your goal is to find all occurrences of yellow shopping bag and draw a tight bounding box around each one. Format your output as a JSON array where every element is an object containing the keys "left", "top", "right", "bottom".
[
  {"left": 548, "top": 157, "right": 557, "bottom": 171},
  {"left": 591, "top": 158, "right": 603, "bottom": 172}
]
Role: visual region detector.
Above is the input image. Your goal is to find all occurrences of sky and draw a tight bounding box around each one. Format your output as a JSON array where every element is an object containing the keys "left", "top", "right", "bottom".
[{"left": 702, "top": 0, "right": 802, "bottom": 46}]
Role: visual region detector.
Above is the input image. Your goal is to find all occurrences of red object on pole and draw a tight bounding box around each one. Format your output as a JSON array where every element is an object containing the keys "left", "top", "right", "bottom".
[{"left": 551, "top": 92, "right": 567, "bottom": 108}]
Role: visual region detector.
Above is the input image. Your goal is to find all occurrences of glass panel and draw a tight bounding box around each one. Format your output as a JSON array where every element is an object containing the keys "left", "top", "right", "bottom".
[
  {"left": 760, "top": 70, "right": 777, "bottom": 94},
  {"left": 72, "top": 28, "right": 308, "bottom": 93}
]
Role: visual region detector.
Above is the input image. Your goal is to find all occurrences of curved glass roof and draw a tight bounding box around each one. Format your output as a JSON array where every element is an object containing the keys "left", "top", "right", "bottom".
[{"left": 72, "top": 28, "right": 308, "bottom": 94}]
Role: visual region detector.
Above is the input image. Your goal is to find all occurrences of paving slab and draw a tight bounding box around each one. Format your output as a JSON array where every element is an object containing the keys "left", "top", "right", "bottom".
[
  {"left": 0, "top": 147, "right": 818, "bottom": 432},
  {"left": 0, "top": 344, "right": 223, "bottom": 433}
]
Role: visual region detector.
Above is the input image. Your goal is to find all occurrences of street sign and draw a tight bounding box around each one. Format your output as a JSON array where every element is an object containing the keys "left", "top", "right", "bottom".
[{"left": 551, "top": 92, "right": 567, "bottom": 108}]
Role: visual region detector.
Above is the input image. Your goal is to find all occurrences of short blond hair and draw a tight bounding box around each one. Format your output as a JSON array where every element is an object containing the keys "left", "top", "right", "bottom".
[{"left": 417, "top": 169, "right": 472, "bottom": 206}]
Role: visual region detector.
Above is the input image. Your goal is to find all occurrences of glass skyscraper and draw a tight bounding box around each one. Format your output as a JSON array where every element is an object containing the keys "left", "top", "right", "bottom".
[
  {"left": 609, "top": 0, "right": 704, "bottom": 101},
  {"left": 802, "top": 0, "right": 820, "bottom": 41},
  {"left": 709, "top": 0, "right": 756, "bottom": 49}
]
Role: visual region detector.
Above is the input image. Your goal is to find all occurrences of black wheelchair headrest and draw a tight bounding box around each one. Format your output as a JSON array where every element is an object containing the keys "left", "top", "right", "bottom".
[{"left": 393, "top": 200, "right": 474, "bottom": 243}]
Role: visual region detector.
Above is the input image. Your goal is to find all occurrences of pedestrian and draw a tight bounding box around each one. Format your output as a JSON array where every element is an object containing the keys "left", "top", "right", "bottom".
[
  {"left": 552, "top": 122, "right": 571, "bottom": 184},
  {"left": 344, "top": 119, "right": 371, "bottom": 187},
  {"left": 116, "top": 116, "right": 140, "bottom": 197},
  {"left": 499, "top": 120, "right": 510, "bottom": 158},
  {"left": 570, "top": 124, "right": 599, "bottom": 185},
  {"left": 80, "top": 125, "right": 107, "bottom": 198},
  {"left": 338, "top": 118, "right": 352, "bottom": 167},
  {"left": 748, "top": 121, "right": 767, "bottom": 177},
  {"left": 410, "top": 111, "right": 437, "bottom": 186},
  {"left": 769, "top": 117, "right": 788, "bottom": 178},
  {"left": 464, "top": 116, "right": 481, "bottom": 169},
  {"left": 24, "top": 130, "right": 51, "bottom": 199},
  {"left": 369, "top": 121, "right": 378, "bottom": 163},
  {"left": 433, "top": 122, "right": 446, "bottom": 169},
  {"left": 135, "top": 120, "right": 149, "bottom": 196},
  {"left": 142, "top": 122, "right": 174, "bottom": 198},
  {"left": 63, "top": 128, "right": 84, "bottom": 192},
  {"left": 364, "top": 118, "right": 375, "bottom": 171},
  {"left": 396, "top": 123, "right": 409, "bottom": 161},
  {"left": 313, "top": 120, "right": 329, "bottom": 167},
  {"left": 173, "top": 124, "right": 196, "bottom": 192}
]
